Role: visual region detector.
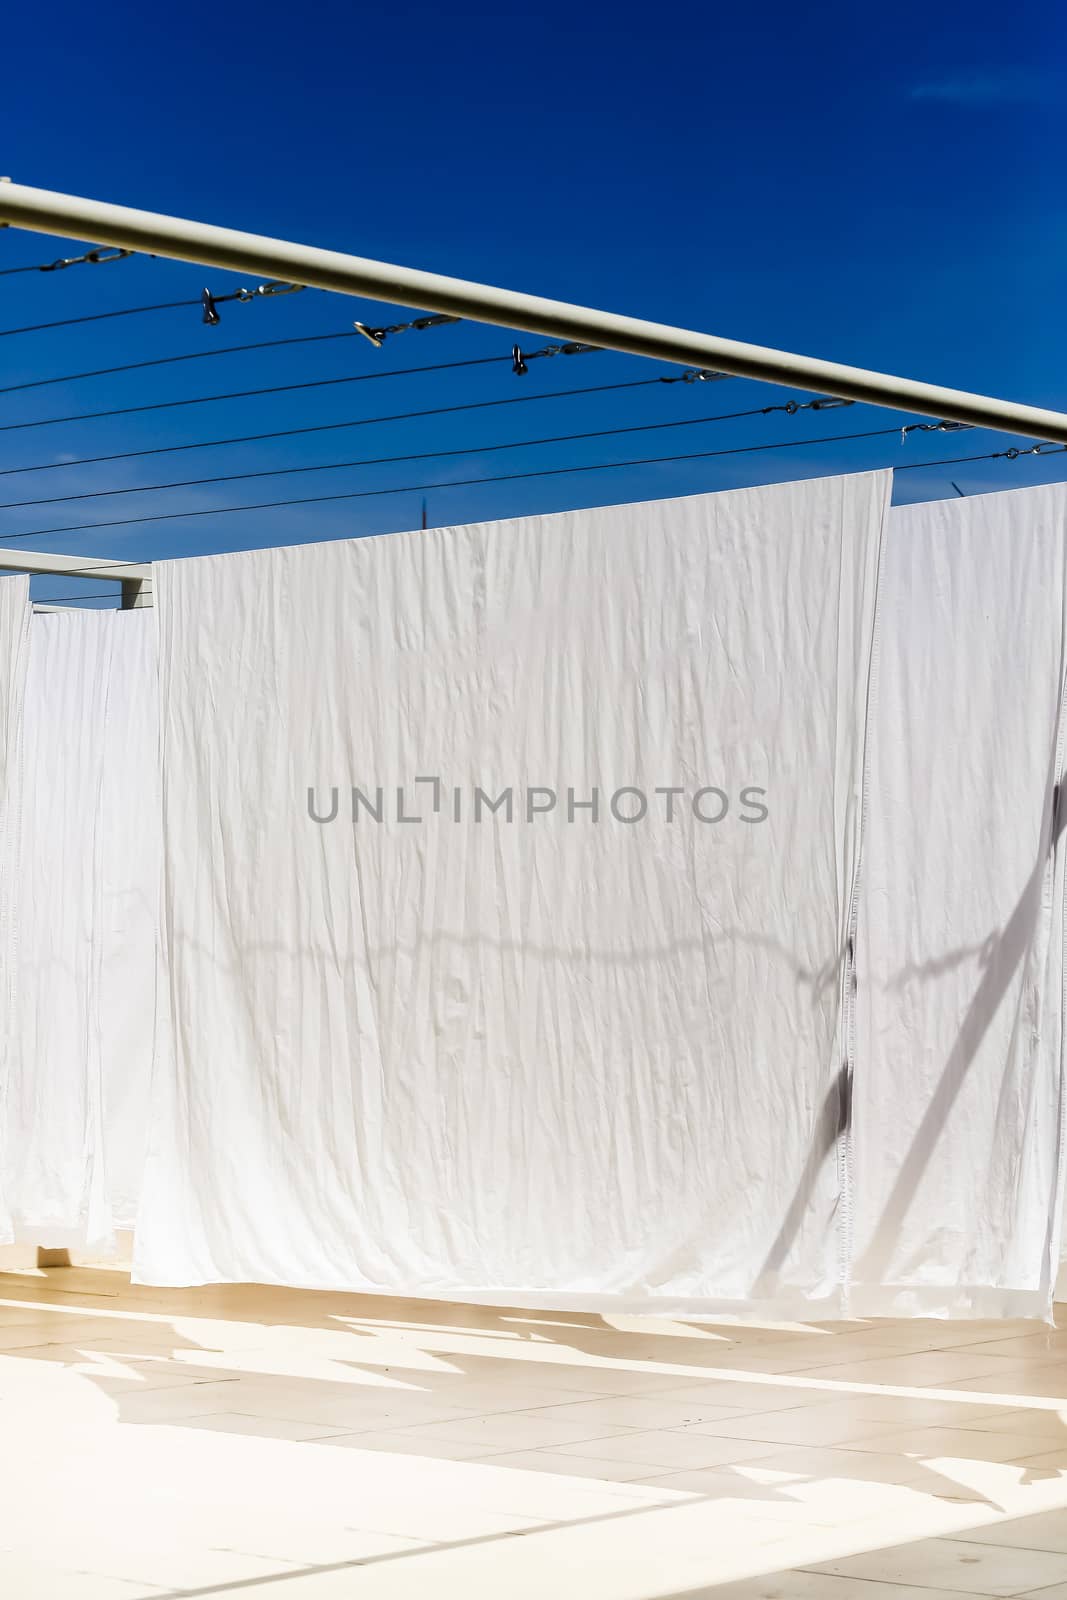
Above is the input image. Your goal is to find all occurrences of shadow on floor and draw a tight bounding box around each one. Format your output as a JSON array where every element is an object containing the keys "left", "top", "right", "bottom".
[{"left": 3, "top": 1264, "right": 1064, "bottom": 1523}]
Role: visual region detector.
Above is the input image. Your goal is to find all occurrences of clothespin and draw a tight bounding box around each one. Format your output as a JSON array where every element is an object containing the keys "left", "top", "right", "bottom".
[
  {"left": 512, "top": 345, "right": 529, "bottom": 376},
  {"left": 353, "top": 321, "right": 385, "bottom": 348},
  {"left": 201, "top": 287, "right": 221, "bottom": 326}
]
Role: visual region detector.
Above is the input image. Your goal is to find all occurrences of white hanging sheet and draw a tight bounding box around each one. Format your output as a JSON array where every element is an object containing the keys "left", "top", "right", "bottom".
[
  {"left": 1, "top": 609, "right": 159, "bottom": 1248},
  {"left": 135, "top": 471, "right": 890, "bottom": 1311},
  {"left": 851, "top": 482, "right": 1067, "bottom": 1319},
  {"left": 0, "top": 575, "right": 30, "bottom": 1245}
]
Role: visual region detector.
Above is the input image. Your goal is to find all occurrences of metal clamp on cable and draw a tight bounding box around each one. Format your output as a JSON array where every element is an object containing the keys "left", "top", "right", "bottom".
[
  {"left": 902, "top": 419, "right": 975, "bottom": 441},
  {"left": 201, "top": 279, "right": 303, "bottom": 323},
  {"left": 1003, "top": 443, "right": 1062, "bottom": 459},
  {"left": 527, "top": 342, "right": 598, "bottom": 360},
  {"left": 236, "top": 280, "right": 303, "bottom": 301},
  {"left": 41, "top": 245, "right": 133, "bottom": 272},
  {"left": 659, "top": 368, "right": 725, "bottom": 385},
  {"left": 353, "top": 313, "right": 459, "bottom": 348}
]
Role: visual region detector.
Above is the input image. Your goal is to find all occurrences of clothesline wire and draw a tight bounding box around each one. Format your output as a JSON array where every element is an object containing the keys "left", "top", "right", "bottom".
[
  {"left": 0, "top": 314, "right": 513, "bottom": 397},
  {"left": 0, "top": 245, "right": 137, "bottom": 280},
  {"left": 31, "top": 590, "right": 123, "bottom": 602},
  {"left": 0, "top": 298, "right": 200, "bottom": 337},
  {"left": 0, "top": 353, "right": 516, "bottom": 435},
  {"left": 0, "top": 329, "right": 381, "bottom": 395},
  {"left": 0, "top": 339, "right": 617, "bottom": 436},
  {"left": 0, "top": 276, "right": 315, "bottom": 338},
  {"left": 3, "top": 431, "right": 1063, "bottom": 547},
  {"left": 893, "top": 448, "right": 1057, "bottom": 472},
  {"left": 0, "top": 399, "right": 854, "bottom": 513},
  {"left": 0, "top": 374, "right": 673, "bottom": 477}
]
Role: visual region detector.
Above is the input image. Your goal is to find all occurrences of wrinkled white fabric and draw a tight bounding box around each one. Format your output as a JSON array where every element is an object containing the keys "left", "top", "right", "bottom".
[
  {"left": 1, "top": 609, "right": 159, "bottom": 1247},
  {"left": 135, "top": 471, "right": 890, "bottom": 1310},
  {"left": 0, "top": 575, "right": 31, "bottom": 1244},
  {"left": 852, "top": 482, "right": 1067, "bottom": 1319}
]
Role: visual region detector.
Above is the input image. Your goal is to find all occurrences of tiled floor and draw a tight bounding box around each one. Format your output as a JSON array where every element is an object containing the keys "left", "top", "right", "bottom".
[{"left": 1, "top": 1254, "right": 1067, "bottom": 1597}]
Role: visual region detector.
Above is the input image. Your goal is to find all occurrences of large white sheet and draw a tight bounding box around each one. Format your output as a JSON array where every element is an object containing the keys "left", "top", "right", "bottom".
[
  {"left": 0, "top": 576, "right": 30, "bottom": 1245},
  {"left": 1, "top": 609, "right": 159, "bottom": 1248},
  {"left": 135, "top": 471, "right": 890, "bottom": 1310},
  {"left": 851, "top": 482, "right": 1067, "bottom": 1319}
]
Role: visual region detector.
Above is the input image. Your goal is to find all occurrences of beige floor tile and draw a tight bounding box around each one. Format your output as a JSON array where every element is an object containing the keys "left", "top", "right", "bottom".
[
  {"left": 804, "top": 1534, "right": 1067, "bottom": 1595},
  {"left": 944, "top": 1365, "right": 1067, "bottom": 1401},
  {"left": 393, "top": 1379, "right": 605, "bottom": 1411},
  {"left": 0, "top": 1321, "right": 149, "bottom": 1353},
  {"left": 465, "top": 1448, "right": 662, "bottom": 1482},
  {"left": 627, "top": 1463, "right": 824, "bottom": 1501},
  {"left": 434, "top": 1351, "right": 700, "bottom": 1394},
  {"left": 554, "top": 1428, "right": 783, "bottom": 1470},
  {"left": 827, "top": 1321, "right": 1041, "bottom": 1352},
  {"left": 760, "top": 1394, "right": 1014, "bottom": 1429},
  {"left": 843, "top": 1425, "right": 1067, "bottom": 1464},
  {"left": 793, "top": 1388, "right": 1017, "bottom": 1427},
  {"left": 30, "top": 1539, "right": 306, "bottom": 1594},
  {"left": 647, "top": 1380, "right": 820, "bottom": 1413},
  {"left": 679, "top": 1404, "right": 908, "bottom": 1448},
  {"left": 707, "top": 1571, "right": 992, "bottom": 1599},
  {"left": 216, "top": 1380, "right": 483, "bottom": 1430},
  {"left": 360, "top": 1410, "right": 637, "bottom": 1452},
  {"left": 720, "top": 1444, "right": 950, "bottom": 1489},
  {"left": 317, "top": 1429, "right": 494, "bottom": 1460},
  {"left": 772, "top": 1336, "right": 952, "bottom": 1367},
  {"left": 953, "top": 1510, "right": 1067, "bottom": 1553},
  {"left": 192, "top": 1524, "right": 425, "bottom": 1568},
  {"left": 0, "top": 1306, "right": 103, "bottom": 1331},
  {"left": 0, "top": 1556, "right": 164, "bottom": 1599},
  {"left": 795, "top": 1352, "right": 1034, "bottom": 1387},
  {"left": 106, "top": 1378, "right": 240, "bottom": 1421},
  {"left": 960, "top": 1407, "right": 1067, "bottom": 1438},
  {"left": 62, "top": 1333, "right": 224, "bottom": 1359},
  {"left": 509, "top": 1394, "right": 751, "bottom": 1429},
  {"left": 949, "top": 1333, "right": 1067, "bottom": 1360},
  {"left": 0, "top": 1322, "right": 109, "bottom": 1352},
  {"left": 1013, "top": 1448, "right": 1067, "bottom": 1473},
  {"left": 177, "top": 1411, "right": 348, "bottom": 1440},
  {"left": 659, "top": 1348, "right": 829, "bottom": 1375}
]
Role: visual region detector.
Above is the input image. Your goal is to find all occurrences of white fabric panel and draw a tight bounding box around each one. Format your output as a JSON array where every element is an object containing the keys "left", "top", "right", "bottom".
[
  {"left": 1, "top": 609, "right": 159, "bottom": 1247},
  {"left": 852, "top": 482, "right": 1067, "bottom": 1319},
  {"left": 136, "top": 471, "right": 890, "bottom": 1310},
  {"left": 0, "top": 575, "right": 31, "bottom": 1245}
]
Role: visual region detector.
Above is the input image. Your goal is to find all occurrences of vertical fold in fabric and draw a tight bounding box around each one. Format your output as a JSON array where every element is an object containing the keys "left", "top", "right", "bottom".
[
  {"left": 0, "top": 576, "right": 30, "bottom": 1244},
  {"left": 1, "top": 610, "right": 159, "bottom": 1248},
  {"left": 136, "top": 472, "right": 890, "bottom": 1312},
  {"left": 852, "top": 482, "right": 1067, "bottom": 1319}
]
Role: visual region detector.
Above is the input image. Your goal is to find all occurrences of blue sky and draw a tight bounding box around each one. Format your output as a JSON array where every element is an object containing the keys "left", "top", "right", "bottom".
[{"left": 1, "top": 0, "right": 1064, "bottom": 600}]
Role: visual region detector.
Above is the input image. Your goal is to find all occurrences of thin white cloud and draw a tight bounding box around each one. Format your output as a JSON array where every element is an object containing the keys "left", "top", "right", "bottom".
[{"left": 910, "top": 69, "right": 1061, "bottom": 107}]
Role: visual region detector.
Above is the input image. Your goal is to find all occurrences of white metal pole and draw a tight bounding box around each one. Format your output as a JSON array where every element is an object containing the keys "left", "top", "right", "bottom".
[
  {"left": 0, "top": 179, "right": 1064, "bottom": 445},
  {"left": 0, "top": 549, "right": 153, "bottom": 606}
]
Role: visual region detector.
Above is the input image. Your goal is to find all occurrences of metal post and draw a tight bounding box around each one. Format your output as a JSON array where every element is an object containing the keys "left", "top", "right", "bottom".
[{"left": 0, "top": 180, "right": 1065, "bottom": 444}]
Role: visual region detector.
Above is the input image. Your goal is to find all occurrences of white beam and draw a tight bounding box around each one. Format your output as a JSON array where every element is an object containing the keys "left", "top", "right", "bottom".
[
  {"left": 0, "top": 549, "right": 151, "bottom": 583},
  {"left": 0, "top": 549, "right": 153, "bottom": 608},
  {"left": 0, "top": 181, "right": 1064, "bottom": 445}
]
